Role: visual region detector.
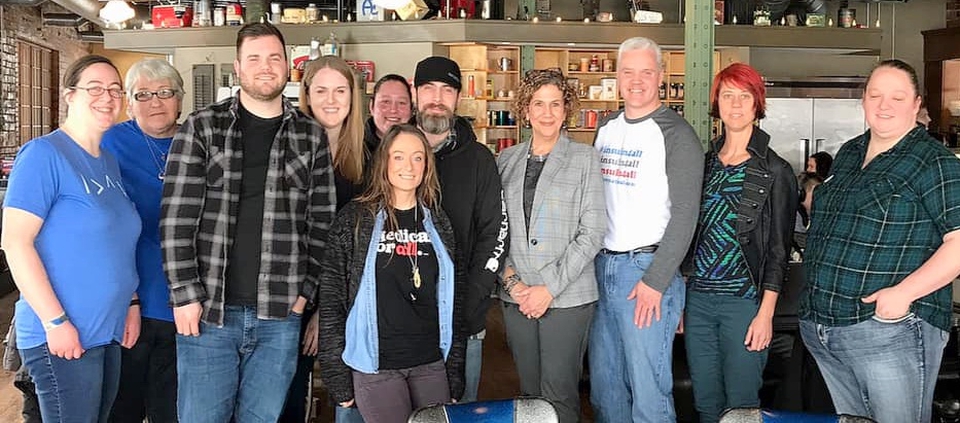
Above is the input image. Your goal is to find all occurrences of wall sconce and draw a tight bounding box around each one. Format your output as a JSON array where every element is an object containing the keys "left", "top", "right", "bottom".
[{"left": 99, "top": 0, "right": 135, "bottom": 23}]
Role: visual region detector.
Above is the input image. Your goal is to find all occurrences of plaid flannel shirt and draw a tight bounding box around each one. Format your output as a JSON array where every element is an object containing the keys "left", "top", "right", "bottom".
[
  {"left": 800, "top": 126, "right": 960, "bottom": 331},
  {"left": 160, "top": 96, "right": 336, "bottom": 326}
]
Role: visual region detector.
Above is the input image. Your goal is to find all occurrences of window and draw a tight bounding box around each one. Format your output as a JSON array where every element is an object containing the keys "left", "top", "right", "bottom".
[{"left": 18, "top": 41, "right": 58, "bottom": 145}]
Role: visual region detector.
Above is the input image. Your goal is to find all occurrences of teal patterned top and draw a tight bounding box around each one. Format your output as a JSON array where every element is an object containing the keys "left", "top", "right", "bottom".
[{"left": 689, "top": 159, "right": 756, "bottom": 299}]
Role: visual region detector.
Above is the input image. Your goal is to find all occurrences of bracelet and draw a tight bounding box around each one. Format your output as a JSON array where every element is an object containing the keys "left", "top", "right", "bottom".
[
  {"left": 503, "top": 274, "right": 521, "bottom": 294},
  {"left": 42, "top": 313, "right": 69, "bottom": 332},
  {"left": 129, "top": 298, "right": 141, "bottom": 307}
]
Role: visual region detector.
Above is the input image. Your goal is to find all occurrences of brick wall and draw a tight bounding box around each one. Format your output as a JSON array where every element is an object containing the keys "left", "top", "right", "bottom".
[
  {"left": 949, "top": 0, "right": 960, "bottom": 27},
  {"left": 0, "top": 3, "right": 90, "bottom": 157}
]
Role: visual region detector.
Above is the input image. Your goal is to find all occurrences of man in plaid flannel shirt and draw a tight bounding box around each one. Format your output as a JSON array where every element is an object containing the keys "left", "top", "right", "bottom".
[{"left": 159, "top": 22, "right": 335, "bottom": 422}]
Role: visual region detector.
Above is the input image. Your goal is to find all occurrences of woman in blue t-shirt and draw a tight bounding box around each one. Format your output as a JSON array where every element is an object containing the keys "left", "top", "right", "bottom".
[{"left": 1, "top": 55, "right": 141, "bottom": 422}]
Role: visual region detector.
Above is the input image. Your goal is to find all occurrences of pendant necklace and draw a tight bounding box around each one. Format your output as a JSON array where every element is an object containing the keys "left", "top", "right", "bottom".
[
  {"left": 408, "top": 204, "right": 422, "bottom": 289},
  {"left": 142, "top": 130, "right": 168, "bottom": 180}
]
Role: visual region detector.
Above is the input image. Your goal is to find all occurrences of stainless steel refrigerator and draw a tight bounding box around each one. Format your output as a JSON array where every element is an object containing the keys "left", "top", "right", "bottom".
[
  {"left": 757, "top": 77, "right": 867, "bottom": 174},
  {"left": 759, "top": 97, "right": 868, "bottom": 174}
]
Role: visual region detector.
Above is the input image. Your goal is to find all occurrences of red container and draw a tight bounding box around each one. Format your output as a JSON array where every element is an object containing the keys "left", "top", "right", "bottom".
[
  {"left": 585, "top": 110, "right": 598, "bottom": 129},
  {"left": 440, "top": 0, "right": 475, "bottom": 18},
  {"left": 152, "top": 5, "right": 194, "bottom": 28}
]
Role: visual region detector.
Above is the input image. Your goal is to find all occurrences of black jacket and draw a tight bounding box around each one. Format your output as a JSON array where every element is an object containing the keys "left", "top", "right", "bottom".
[
  {"left": 317, "top": 200, "right": 467, "bottom": 403},
  {"left": 363, "top": 117, "right": 382, "bottom": 156},
  {"left": 434, "top": 116, "right": 509, "bottom": 335},
  {"left": 684, "top": 127, "right": 798, "bottom": 294}
]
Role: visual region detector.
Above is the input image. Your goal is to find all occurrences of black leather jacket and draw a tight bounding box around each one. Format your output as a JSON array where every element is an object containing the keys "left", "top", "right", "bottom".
[{"left": 684, "top": 127, "right": 798, "bottom": 294}]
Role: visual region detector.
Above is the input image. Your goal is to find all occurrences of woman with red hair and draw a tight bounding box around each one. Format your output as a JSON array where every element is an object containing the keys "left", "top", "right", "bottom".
[{"left": 681, "top": 63, "right": 798, "bottom": 423}]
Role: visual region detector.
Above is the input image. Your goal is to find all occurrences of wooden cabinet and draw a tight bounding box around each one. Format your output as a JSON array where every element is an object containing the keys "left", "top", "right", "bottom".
[
  {"left": 448, "top": 43, "right": 719, "bottom": 149},
  {"left": 447, "top": 43, "right": 521, "bottom": 153}
]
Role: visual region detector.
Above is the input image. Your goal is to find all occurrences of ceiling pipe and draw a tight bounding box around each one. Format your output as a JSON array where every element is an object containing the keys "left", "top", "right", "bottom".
[
  {"left": 42, "top": 11, "right": 86, "bottom": 26},
  {"left": 0, "top": 0, "right": 49, "bottom": 6},
  {"left": 50, "top": 0, "right": 105, "bottom": 26}
]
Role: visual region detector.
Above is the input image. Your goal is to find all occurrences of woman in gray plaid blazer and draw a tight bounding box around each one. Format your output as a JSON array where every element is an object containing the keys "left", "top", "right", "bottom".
[{"left": 496, "top": 68, "right": 607, "bottom": 423}]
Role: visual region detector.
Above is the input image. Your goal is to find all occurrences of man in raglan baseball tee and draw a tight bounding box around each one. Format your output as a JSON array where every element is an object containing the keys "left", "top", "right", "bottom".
[{"left": 588, "top": 37, "right": 704, "bottom": 423}]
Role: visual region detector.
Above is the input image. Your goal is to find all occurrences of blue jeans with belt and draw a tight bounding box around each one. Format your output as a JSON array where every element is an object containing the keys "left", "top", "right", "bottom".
[
  {"left": 800, "top": 314, "right": 948, "bottom": 423},
  {"left": 589, "top": 250, "right": 685, "bottom": 423}
]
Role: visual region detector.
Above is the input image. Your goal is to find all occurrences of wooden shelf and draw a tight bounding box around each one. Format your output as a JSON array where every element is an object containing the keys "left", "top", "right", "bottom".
[
  {"left": 579, "top": 98, "right": 621, "bottom": 102},
  {"left": 568, "top": 71, "right": 616, "bottom": 76},
  {"left": 488, "top": 71, "right": 519, "bottom": 75},
  {"left": 568, "top": 128, "right": 598, "bottom": 132},
  {"left": 487, "top": 125, "right": 518, "bottom": 129}
]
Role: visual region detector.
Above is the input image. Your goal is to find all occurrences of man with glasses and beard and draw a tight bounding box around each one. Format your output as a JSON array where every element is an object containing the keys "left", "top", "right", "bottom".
[
  {"left": 413, "top": 56, "right": 509, "bottom": 402},
  {"left": 160, "top": 22, "right": 335, "bottom": 422}
]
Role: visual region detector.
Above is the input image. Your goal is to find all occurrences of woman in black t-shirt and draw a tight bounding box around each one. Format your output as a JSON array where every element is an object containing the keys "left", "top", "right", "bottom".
[{"left": 318, "top": 124, "right": 466, "bottom": 423}]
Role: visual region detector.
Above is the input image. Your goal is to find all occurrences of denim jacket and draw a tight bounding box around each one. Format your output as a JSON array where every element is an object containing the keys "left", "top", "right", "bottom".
[
  {"left": 318, "top": 200, "right": 466, "bottom": 403},
  {"left": 684, "top": 127, "right": 798, "bottom": 294}
]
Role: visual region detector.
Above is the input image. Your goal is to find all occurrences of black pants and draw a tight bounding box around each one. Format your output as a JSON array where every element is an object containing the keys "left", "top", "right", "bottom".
[
  {"left": 14, "top": 366, "right": 41, "bottom": 423},
  {"left": 279, "top": 311, "right": 317, "bottom": 423},
  {"left": 108, "top": 317, "right": 178, "bottom": 423}
]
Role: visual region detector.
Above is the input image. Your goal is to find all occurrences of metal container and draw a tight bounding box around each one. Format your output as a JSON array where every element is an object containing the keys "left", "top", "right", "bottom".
[
  {"left": 499, "top": 57, "right": 513, "bottom": 72},
  {"left": 480, "top": 0, "right": 491, "bottom": 19},
  {"left": 838, "top": 8, "right": 855, "bottom": 28}
]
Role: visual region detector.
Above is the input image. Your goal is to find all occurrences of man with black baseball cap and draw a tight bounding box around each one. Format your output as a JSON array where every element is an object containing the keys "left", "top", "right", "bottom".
[{"left": 414, "top": 55, "right": 509, "bottom": 402}]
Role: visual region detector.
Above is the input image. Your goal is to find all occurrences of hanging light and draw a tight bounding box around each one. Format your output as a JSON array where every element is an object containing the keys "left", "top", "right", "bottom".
[{"left": 99, "top": 0, "right": 135, "bottom": 23}]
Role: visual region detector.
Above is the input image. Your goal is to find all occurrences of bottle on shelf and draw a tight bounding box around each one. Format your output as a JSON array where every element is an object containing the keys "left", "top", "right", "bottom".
[
  {"left": 678, "top": 83, "right": 684, "bottom": 99},
  {"left": 485, "top": 79, "right": 494, "bottom": 98},
  {"left": 589, "top": 55, "right": 600, "bottom": 72},
  {"left": 467, "top": 75, "right": 476, "bottom": 98},
  {"left": 659, "top": 83, "right": 667, "bottom": 99},
  {"left": 321, "top": 33, "right": 341, "bottom": 57}
]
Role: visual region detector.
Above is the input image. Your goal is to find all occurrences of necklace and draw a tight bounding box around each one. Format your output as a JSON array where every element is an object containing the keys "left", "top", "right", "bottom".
[
  {"left": 408, "top": 204, "right": 421, "bottom": 289},
  {"left": 141, "top": 130, "right": 168, "bottom": 181}
]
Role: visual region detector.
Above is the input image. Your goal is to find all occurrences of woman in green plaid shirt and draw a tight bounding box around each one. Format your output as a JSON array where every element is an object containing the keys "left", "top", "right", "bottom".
[{"left": 799, "top": 59, "right": 960, "bottom": 423}]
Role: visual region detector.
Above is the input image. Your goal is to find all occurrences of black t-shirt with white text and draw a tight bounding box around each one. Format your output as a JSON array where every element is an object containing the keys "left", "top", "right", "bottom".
[{"left": 376, "top": 206, "right": 441, "bottom": 369}]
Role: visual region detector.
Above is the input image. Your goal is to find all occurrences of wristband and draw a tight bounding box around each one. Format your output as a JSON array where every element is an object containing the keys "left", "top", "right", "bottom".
[
  {"left": 130, "top": 298, "right": 141, "bottom": 307},
  {"left": 42, "top": 313, "right": 69, "bottom": 332},
  {"left": 503, "top": 274, "right": 521, "bottom": 294}
]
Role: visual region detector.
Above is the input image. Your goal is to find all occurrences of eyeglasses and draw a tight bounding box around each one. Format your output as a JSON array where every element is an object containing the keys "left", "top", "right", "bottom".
[
  {"left": 133, "top": 89, "right": 179, "bottom": 102},
  {"left": 71, "top": 85, "right": 124, "bottom": 99}
]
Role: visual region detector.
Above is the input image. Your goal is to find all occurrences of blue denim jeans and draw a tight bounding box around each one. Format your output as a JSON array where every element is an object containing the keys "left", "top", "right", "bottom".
[
  {"left": 800, "top": 314, "right": 948, "bottom": 423},
  {"left": 176, "top": 306, "right": 301, "bottom": 423},
  {"left": 20, "top": 342, "right": 121, "bottom": 423},
  {"left": 335, "top": 405, "right": 366, "bottom": 423},
  {"left": 684, "top": 291, "right": 767, "bottom": 423},
  {"left": 589, "top": 251, "right": 685, "bottom": 423},
  {"left": 461, "top": 330, "right": 485, "bottom": 402}
]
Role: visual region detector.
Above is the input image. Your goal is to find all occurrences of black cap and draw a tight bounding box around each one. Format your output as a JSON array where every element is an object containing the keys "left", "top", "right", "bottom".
[{"left": 414, "top": 56, "right": 462, "bottom": 92}]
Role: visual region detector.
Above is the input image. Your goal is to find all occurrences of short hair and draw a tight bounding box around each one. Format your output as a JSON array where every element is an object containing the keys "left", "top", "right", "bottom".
[
  {"left": 809, "top": 151, "right": 833, "bottom": 179},
  {"left": 373, "top": 74, "right": 412, "bottom": 103},
  {"left": 125, "top": 58, "right": 185, "bottom": 99},
  {"left": 512, "top": 68, "right": 579, "bottom": 128},
  {"left": 709, "top": 63, "right": 767, "bottom": 120},
  {"left": 865, "top": 59, "right": 920, "bottom": 98},
  {"left": 63, "top": 55, "right": 119, "bottom": 89},
  {"left": 236, "top": 22, "right": 286, "bottom": 59},
  {"left": 618, "top": 37, "right": 663, "bottom": 71}
]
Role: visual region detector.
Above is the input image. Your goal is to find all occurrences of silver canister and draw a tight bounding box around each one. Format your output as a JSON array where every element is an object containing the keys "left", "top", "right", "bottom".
[
  {"left": 499, "top": 57, "right": 512, "bottom": 72},
  {"left": 481, "top": 0, "right": 491, "bottom": 19}
]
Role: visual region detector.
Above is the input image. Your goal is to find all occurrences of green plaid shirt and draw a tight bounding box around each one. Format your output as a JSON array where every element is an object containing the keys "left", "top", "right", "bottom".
[{"left": 800, "top": 127, "right": 960, "bottom": 331}]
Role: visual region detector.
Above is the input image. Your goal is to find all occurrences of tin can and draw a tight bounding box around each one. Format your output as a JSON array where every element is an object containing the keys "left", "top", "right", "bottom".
[
  {"left": 602, "top": 58, "right": 614, "bottom": 72},
  {"left": 838, "top": 8, "right": 855, "bottom": 28},
  {"left": 213, "top": 7, "right": 226, "bottom": 26}
]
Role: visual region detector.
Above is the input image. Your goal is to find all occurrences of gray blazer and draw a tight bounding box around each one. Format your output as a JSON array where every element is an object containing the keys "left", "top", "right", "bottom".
[{"left": 496, "top": 135, "right": 607, "bottom": 308}]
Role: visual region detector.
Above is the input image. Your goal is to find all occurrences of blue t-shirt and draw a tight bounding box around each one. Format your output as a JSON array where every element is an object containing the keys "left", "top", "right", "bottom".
[
  {"left": 102, "top": 120, "right": 174, "bottom": 322},
  {"left": 4, "top": 130, "right": 142, "bottom": 350}
]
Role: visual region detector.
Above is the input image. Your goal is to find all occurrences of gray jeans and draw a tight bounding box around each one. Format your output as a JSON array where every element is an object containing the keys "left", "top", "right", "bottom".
[
  {"left": 502, "top": 301, "right": 595, "bottom": 423},
  {"left": 353, "top": 359, "right": 449, "bottom": 423}
]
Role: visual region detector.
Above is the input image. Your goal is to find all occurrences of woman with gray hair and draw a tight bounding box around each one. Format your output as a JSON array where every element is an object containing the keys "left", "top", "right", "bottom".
[{"left": 102, "top": 57, "right": 184, "bottom": 423}]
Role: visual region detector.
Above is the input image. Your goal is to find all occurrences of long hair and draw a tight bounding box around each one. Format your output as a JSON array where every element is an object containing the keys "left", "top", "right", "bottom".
[
  {"left": 300, "top": 56, "right": 366, "bottom": 184},
  {"left": 356, "top": 124, "right": 441, "bottom": 231}
]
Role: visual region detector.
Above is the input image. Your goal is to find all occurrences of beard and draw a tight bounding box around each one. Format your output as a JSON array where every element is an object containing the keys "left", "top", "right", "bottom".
[
  {"left": 239, "top": 73, "right": 285, "bottom": 102},
  {"left": 417, "top": 104, "right": 454, "bottom": 135}
]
